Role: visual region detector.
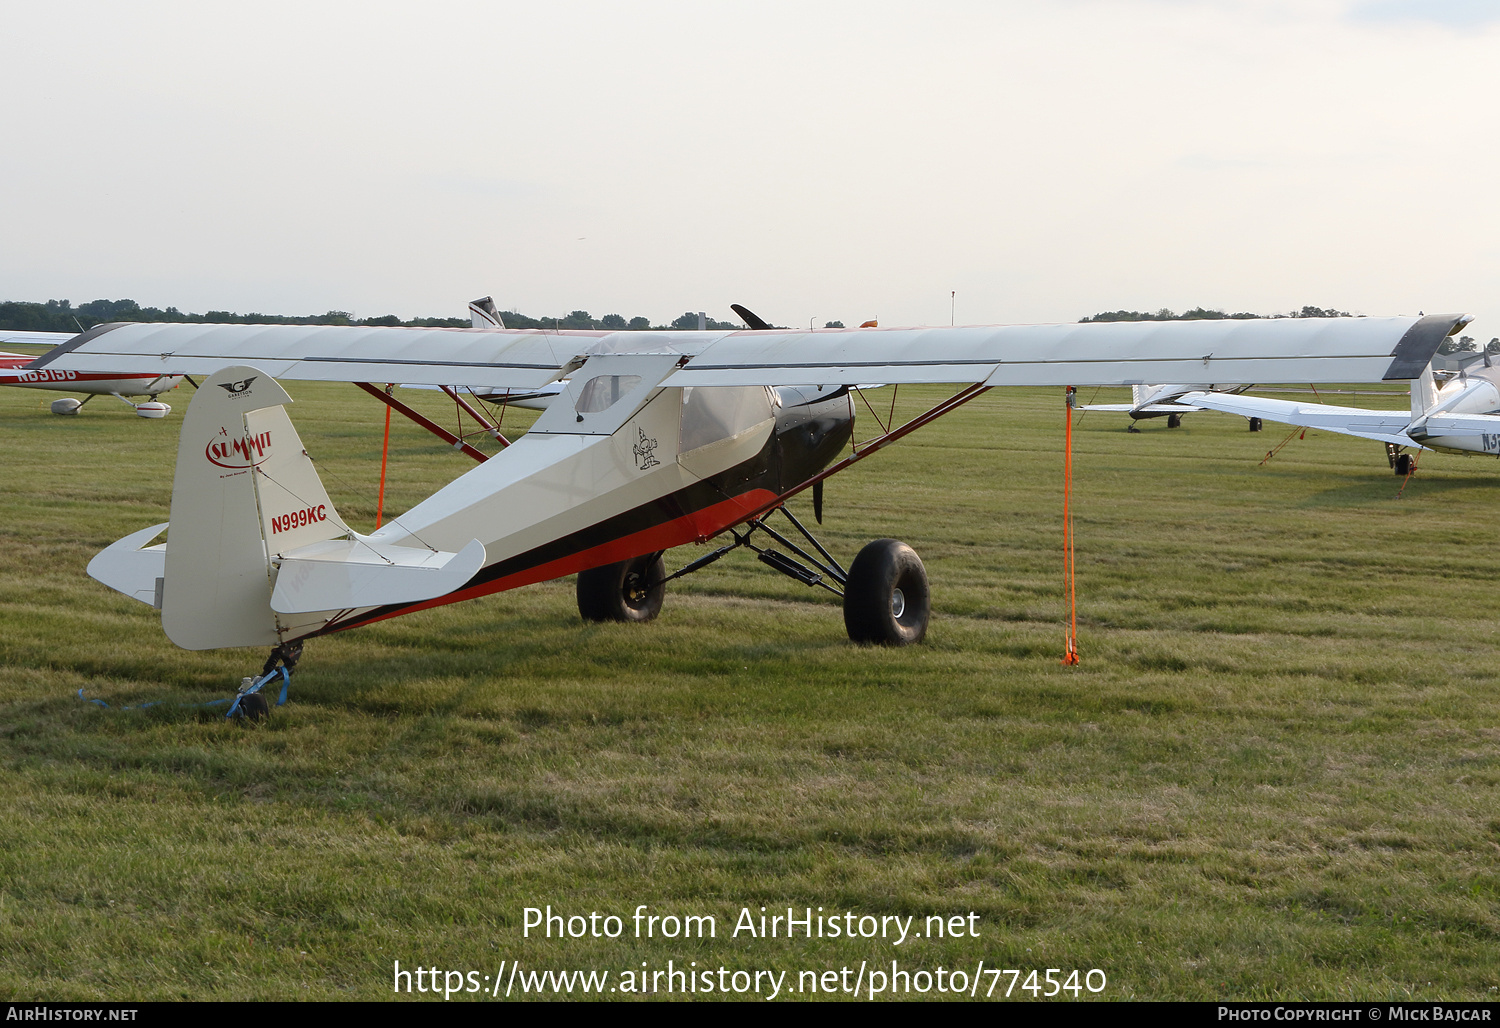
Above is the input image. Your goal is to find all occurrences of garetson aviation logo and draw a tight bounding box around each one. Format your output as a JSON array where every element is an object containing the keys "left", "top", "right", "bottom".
[{"left": 217, "top": 376, "right": 258, "bottom": 397}]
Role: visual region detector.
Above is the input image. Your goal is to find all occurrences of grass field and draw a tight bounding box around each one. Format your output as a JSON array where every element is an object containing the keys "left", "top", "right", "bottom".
[{"left": 1, "top": 371, "right": 1498, "bottom": 1001}]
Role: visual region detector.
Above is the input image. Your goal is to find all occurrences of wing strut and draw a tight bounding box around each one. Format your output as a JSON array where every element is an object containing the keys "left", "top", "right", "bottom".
[
  {"left": 439, "top": 385, "right": 511, "bottom": 449},
  {"left": 746, "top": 381, "right": 994, "bottom": 524},
  {"left": 354, "top": 382, "right": 490, "bottom": 463}
]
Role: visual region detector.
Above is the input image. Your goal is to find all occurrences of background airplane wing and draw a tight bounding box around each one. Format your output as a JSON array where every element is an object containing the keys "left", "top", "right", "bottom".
[
  {"left": 31, "top": 314, "right": 1466, "bottom": 390},
  {"left": 1183, "top": 391, "right": 1417, "bottom": 445},
  {"left": 1080, "top": 402, "right": 1208, "bottom": 413},
  {"left": 0, "top": 330, "right": 75, "bottom": 349}
]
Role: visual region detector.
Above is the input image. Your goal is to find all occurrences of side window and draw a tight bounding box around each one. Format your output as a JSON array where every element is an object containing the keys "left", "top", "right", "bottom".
[
  {"left": 575, "top": 375, "right": 642, "bottom": 414},
  {"left": 680, "top": 386, "right": 775, "bottom": 452}
]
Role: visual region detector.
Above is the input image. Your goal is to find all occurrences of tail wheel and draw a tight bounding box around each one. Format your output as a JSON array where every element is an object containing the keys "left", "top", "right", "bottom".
[
  {"left": 577, "top": 553, "right": 666, "bottom": 622},
  {"left": 234, "top": 693, "right": 270, "bottom": 722},
  {"left": 843, "top": 539, "right": 930, "bottom": 645}
]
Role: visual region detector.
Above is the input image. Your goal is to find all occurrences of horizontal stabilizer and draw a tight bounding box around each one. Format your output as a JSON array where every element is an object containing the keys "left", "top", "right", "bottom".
[
  {"left": 87, "top": 522, "right": 168, "bottom": 607},
  {"left": 270, "top": 538, "right": 486, "bottom": 614},
  {"left": 1419, "top": 413, "right": 1500, "bottom": 435}
]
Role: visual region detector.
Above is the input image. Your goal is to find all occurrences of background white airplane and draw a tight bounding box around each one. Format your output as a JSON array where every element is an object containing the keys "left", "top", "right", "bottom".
[
  {"left": 1080, "top": 381, "right": 1259, "bottom": 430},
  {"left": 0, "top": 329, "right": 182, "bottom": 416},
  {"left": 1181, "top": 351, "right": 1500, "bottom": 475}
]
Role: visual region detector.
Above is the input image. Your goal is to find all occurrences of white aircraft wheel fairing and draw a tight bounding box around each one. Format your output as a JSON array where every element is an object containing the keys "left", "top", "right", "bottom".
[
  {"left": 135, "top": 401, "right": 171, "bottom": 418},
  {"left": 843, "top": 539, "right": 930, "bottom": 646},
  {"left": 50, "top": 398, "right": 82, "bottom": 415},
  {"left": 576, "top": 553, "right": 666, "bottom": 623}
]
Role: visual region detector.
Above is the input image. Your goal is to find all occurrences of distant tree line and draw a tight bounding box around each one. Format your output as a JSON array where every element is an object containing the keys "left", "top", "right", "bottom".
[
  {"left": 0, "top": 298, "right": 759, "bottom": 334},
  {"left": 523, "top": 310, "right": 749, "bottom": 332},
  {"left": 1079, "top": 305, "right": 1354, "bottom": 323},
  {"left": 1440, "top": 334, "right": 1500, "bottom": 356}
]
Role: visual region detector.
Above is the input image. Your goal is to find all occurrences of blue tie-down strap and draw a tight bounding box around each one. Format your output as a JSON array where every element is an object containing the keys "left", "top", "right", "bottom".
[
  {"left": 77, "top": 667, "right": 290, "bottom": 716},
  {"left": 76, "top": 690, "right": 233, "bottom": 712},
  {"left": 224, "top": 667, "right": 291, "bottom": 719}
]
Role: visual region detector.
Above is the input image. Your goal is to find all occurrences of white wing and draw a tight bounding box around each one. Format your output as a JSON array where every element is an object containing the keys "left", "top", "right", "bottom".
[
  {"left": 1183, "top": 391, "right": 1417, "bottom": 445},
  {"left": 31, "top": 323, "right": 629, "bottom": 391},
  {"left": 666, "top": 317, "right": 1451, "bottom": 387},
  {"left": 0, "top": 330, "right": 75, "bottom": 348},
  {"left": 31, "top": 314, "right": 1466, "bottom": 389}
]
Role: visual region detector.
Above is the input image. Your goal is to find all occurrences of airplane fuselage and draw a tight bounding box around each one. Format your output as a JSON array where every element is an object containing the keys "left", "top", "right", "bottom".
[
  {"left": 1409, "top": 362, "right": 1500, "bottom": 454},
  {"left": 305, "top": 382, "right": 856, "bottom": 638},
  {"left": 0, "top": 351, "right": 181, "bottom": 398}
]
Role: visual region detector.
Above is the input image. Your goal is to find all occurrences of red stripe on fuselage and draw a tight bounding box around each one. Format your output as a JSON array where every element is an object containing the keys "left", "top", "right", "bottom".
[
  {"left": 1, "top": 369, "right": 176, "bottom": 390},
  {"left": 323, "top": 488, "right": 780, "bottom": 634}
]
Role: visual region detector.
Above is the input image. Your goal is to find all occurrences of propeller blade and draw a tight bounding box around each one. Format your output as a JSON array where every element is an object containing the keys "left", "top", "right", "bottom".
[{"left": 731, "top": 304, "right": 772, "bottom": 331}]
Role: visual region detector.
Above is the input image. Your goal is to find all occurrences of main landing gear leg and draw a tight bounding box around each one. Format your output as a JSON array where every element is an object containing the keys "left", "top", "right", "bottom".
[
  {"left": 651, "top": 505, "right": 932, "bottom": 647},
  {"left": 1386, "top": 443, "right": 1415, "bottom": 477},
  {"left": 228, "top": 641, "right": 304, "bottom": 722}
]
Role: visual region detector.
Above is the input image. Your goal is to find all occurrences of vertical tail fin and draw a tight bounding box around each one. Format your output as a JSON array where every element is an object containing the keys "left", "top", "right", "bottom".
[
  {"left": 469, "top": 296, "right": 504, "bottom": 329},
  {"left": 160, "top": 366, "right": 350, "bottom": 649},
  {"left": 1411, "top": 365, "right": 1438, "bottom": 419}
]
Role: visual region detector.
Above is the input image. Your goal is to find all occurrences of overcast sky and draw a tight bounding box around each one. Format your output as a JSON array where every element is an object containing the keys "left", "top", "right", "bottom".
[{"left": 3, "top": 0, "right": 1498, "bottom": 334}]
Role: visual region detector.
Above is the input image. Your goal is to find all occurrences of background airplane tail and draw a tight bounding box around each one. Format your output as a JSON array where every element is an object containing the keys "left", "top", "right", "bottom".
[
  {"left": 1411, "top": 365, "right": 1438, "bottom": 419},
  {"left": 469, "top": 296, "right": 504, "bottom": 329}
]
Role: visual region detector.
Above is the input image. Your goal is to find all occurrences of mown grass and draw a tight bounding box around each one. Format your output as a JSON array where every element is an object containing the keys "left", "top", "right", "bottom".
[{"left": 1, "top": 374, "right": 1498, "bottom": 1001}]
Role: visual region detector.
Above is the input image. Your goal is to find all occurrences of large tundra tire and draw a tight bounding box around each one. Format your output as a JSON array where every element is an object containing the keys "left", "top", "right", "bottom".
[{"left": 843, "top": 539, "right": 930, "bottom": 646}]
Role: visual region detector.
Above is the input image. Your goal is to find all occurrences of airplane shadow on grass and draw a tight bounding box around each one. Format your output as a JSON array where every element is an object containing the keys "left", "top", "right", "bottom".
[{"left": 1298, "top": 470, "right": 1500, "bottom": 508}]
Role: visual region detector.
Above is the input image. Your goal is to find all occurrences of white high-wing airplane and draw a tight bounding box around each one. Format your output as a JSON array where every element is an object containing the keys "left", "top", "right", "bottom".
[
  {"left": 1081, "top": 382, "right": 1260, "bottom": 429},
  {"left": 1179, "top": 351, "right": 1500, "bottom": 475},
  {"left": 0, "top": 330, "right": 183, "bottom": 416},
  {"left": 33, "top": 311, "right": 1466, "bottom": 714}
]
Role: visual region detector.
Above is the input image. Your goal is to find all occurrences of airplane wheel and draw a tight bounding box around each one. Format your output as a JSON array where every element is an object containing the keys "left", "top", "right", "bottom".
[
  {"left": 577, "top": 553, "right": 666, "bottom": 622},
  {"left": 1167, "top": 413, "right": 1182, "bottom": 429},
  {"left": 1248, "top": 417, "right": 1263, "bottom": 432},
  {"left": 843, "top": 539, "right": 929, "bottom": 646},
  {"left": 235, "top": 693, "right": 270, "bottom": 722},
  {"left": 1394, "top": 453, "right": 1414, "bottom": 476}
]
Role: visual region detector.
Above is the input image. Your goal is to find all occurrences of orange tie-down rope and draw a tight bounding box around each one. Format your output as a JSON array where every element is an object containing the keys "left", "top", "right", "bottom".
[
  {"left": 1062, "top": 387, "right": 1080, "bottom": 665},
  {"left": 376, "top": 383, "right": 393, "bottom": 529}
]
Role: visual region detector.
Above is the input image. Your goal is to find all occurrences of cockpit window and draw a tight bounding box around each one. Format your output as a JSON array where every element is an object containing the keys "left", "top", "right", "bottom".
[
  {"left": 575, "top": 375, "right": 642, "bottom": 414},
  {"left": 680, "top": 386, "right": 775, "bottom": 452}
]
